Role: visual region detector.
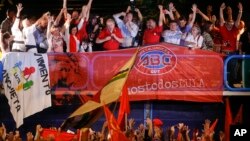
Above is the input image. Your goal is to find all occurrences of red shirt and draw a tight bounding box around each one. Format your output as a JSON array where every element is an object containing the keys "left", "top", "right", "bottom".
[
  {"left": 143, "top": 25, "right": 163, "bottom": 45},
  {"left": 219, "top": 25, "right": 239, "bottom": 52},
  {"left": 97, "top": 27, "right": 123, "bottom": 50}
]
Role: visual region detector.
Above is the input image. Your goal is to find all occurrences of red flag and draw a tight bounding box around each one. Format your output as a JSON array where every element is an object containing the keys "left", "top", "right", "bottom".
[
  {"left": 41, "top": 128, "right": 77, "bottom": 141},
  {"left": 209, "top": 118, "right": 218, "bottom": 133},
  {"left": 233, "top": 104, "right": 243, "bottom": 124},
  {"left": 224, "top": 98, "right": 232, "bottom": 141},
  {"left": 117, "top": 84, "right": 130, "bottom": 128},
  {"left": 103, "top": 104, "right": 130, "bottom": 141}
]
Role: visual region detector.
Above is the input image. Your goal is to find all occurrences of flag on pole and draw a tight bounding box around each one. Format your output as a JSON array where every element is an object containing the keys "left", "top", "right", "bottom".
[
  {"left": 103, "top": 104, "right": 130, "bottom": 141},
  {"left": 224, "top": 98, "right": 232, "bottom": 141},
  {"left": 233, "top": 104, "right": 243, "bottom": 125},
  {"left": 117, "top": 84, "right": 130, "bottom": 129},
  {"left": 209, "top": 118, "right": 218, "bottom": 133},
  {"left": 61, "top": 51, "right": 138, "bottom": 130}
]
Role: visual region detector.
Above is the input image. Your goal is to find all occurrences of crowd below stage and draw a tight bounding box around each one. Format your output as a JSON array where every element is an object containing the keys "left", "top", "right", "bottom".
[{"left": 0, "top": 118, "right": 224, "bottom": 141}]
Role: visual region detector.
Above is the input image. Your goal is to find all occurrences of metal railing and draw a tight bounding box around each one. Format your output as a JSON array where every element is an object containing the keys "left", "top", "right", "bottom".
[{"left": 224, "top": 55, "right": 250, "bottom": 91}]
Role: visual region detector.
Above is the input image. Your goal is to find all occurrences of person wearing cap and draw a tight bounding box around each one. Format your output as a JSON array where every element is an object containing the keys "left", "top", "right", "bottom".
[{"left": 152, "top": 118, "right": 164, "bottom": 141}]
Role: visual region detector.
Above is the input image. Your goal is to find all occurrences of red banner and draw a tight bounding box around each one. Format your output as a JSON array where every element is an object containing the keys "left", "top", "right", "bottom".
[{"left": 48, "top": 43, "right": 223, "bottom": 105}]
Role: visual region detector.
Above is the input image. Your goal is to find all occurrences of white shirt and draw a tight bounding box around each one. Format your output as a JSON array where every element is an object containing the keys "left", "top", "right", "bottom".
[
  {"left": 23, "top": 24, "right": 37, "bottom": 46},
  {"left": 162, "top": 30, "right": 182, "bottom": 45},
  {"left": 184, "top": 33, "right": 204, "bottom": 48},
  {"left": 11, "top": 18, "right": 26, "bottom": 51}
]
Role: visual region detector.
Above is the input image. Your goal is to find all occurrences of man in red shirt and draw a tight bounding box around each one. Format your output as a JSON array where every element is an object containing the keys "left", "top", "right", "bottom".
[
  {"left": 219, "top": 2, "right": 242, "bottom": 53},
  {"left": 219, "top": 2, "right": 243, "bottom": 88},
  {"left": 96, "top": 18, "right": 123, "bottom": 50},
  {"left": 142, "top": 5, "right": 164, "bottom": 45}
]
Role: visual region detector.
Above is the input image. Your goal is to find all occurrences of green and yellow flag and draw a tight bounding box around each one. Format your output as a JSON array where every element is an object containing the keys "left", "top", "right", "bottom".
[{"left": 61, "top": 51, "right": 138, "bottom": 130}]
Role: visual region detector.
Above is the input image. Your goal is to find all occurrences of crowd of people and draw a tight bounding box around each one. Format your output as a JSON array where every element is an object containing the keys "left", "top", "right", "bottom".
[
  {"left": 0, "top": 0, "right": 249, "bottom": 87},
  {"left": 0, "top": 0, "right": 249, "bottom": 54},
  {"left": 0, "top": 118, "right": 224, "bottom": 141}
]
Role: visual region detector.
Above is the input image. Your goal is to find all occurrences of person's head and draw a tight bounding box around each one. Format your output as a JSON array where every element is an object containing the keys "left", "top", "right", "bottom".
[
  {"left": 124, "top": 12, "right": 133, "bottom": 23},
  {"left": 91, "top": 15, "right": 99, "bottom": 25},
  {"left": 38, "top": 13, "right": 49, "bottom": 29},
  {"left": 203, "top": 21, "right": 213, "bottom": 33},
  {"left": 6, "top": 8, "right": 16, "bottom": 20},
  {"left": 22, "top": 18, "right": 31, "bottom": 28},
  {"left": 169, "top": 20, "right": 178, "bottom": 31},
  {"left": 51, "top": 24, "right": 61, "bottom": 36},
  {"left": 226, "top": 6, "right": 232, "bottom": 15},
  {"left": 72, "top": 10, "right": 79, "bottom": 20},
  {"left": 139, "top": 123, "right": 144, "bottom": 131},
  {"left": 2, "top": 32, "right": 13, "bottom": 46},
  {"left": 206, "top": 5, "right": 213, "bottom": 13},
  {"left": 146, "top": 18, "right": 157, "bottom": 29},
  {"left": 191, "top": 25, "right": 201, "bottom": 36},
  {"left": 179, "top": 16, "right": 187, "bottom": 28},
  {"left": 106, "top": 18, "right": 115, "bottom": 32},
  {"left": 70, "top": 24, "right": 78, "bottom": 35}
]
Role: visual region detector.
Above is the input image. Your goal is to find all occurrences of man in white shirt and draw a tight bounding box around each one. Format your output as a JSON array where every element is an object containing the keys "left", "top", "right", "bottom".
[
  {"left": 162, "top": 20, "right": 182, "bottom": 45},
  {"left": 113, "top": 11, "right": 138, "bottom": 48}
]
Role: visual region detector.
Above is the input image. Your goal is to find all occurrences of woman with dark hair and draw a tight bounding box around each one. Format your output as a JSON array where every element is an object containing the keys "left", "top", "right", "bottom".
[
  {"left": 202, "top": 21, "right": 214, "bottom": 51},
  {"left": 47, "top": 10, "right": 71, "bottom": 53},
  {"left": 68, "top": 0, "right": 92, "bottom": 52}
]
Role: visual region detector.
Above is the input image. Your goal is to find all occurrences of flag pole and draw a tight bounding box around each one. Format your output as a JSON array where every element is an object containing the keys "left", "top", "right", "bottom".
[{"left": 125, "top": 113, "right": 128, "bottom": 131}]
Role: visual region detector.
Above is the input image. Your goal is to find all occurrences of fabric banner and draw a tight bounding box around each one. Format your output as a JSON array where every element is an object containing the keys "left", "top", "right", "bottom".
[
  {"left": 2, "top": 52, "right": 51, "bottom": 127},
  {"left": 41, "top": 128, "right": 77, "bottom": 141},
  {"left": 49, "top": 43, "right": 223, "bottom": 105}
]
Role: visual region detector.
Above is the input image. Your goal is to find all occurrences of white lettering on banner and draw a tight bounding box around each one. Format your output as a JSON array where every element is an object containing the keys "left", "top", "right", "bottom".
[
  {"left": 3, "top": 70, "right": 21, "bottom": 112},
  {"left": 128, "top": 78, "right": 205, "bottom": 94},
  {"left": 34, "top": 53, "right": 51, "bottom": 95}
]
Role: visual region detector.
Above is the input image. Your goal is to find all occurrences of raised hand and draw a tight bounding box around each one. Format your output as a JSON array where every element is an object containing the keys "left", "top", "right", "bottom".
[
  {"left": 220, "top": 3, "right": 226, "bottom": 10},
  {"left": 192, "top": 4, "right": 197, "bottom": 12},
  {"left": 158, "top": 5, "right": 163, "bottom": 11},
  {"left": 238, "top": 2, "right": 243, "bottom": 11},
  {"left": 16, "top": 3, "right": 23, "bottom": 13}
]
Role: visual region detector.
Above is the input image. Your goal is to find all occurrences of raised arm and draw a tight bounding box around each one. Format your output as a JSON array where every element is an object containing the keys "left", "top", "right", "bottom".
[
  {"left": 172, "top": 6, "right": 180, "bottom": 20},
  {"left": 85, "top": 0, "right": 93, "bottom": 21},
  {"left": 235, "top": 2, "right": 243, "bottom": 28},
  {"left": 54, "top": 8, "right": 66, "bottom": 26},
  {"left": 196, "top": 8, "right": 210, "bottom": 21},
  {"left": 219, "top": 3, "right": 226, "bottom": 26},
  {"left": 113, "top": 11, "right": 126, "bottom": 23},
  {"left": 188, "top": 4, "right": 197, "bottom": 27},
  {"left": 12, "top": 3, "right": 23, "bottom": 32},
  {"left": 126, "top": 5, "right": 131, "bottom": 13},
  {"left": 167, "top": 2, "right": 175, "bottom": 20},
  {"left": 158, "top": 5, "right": 164, "bottom": 26},
  {"left": 135, "top": 8, "right": 143, "bottom": 22},
  {"left": 46, "top": 16, "right": 53, "bottom": 40},
  {"left": 63, "top": 0, "right": 68, "bottom": 19}
]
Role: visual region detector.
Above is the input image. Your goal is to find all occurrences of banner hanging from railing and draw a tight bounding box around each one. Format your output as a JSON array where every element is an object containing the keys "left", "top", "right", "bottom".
[{"left": 49, "top": 43, "right": 223, "bottom": 105}]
